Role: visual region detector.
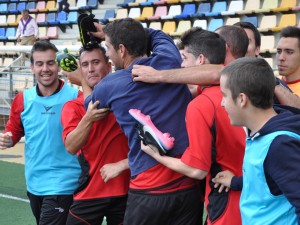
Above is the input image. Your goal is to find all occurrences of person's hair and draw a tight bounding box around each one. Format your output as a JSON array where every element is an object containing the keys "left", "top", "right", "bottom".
[
  {"left": 234, "top": 21, "right": 261, "bottom": 47},
  {"left": 280, "top": 26, "right": 300, "bottom": 50},
  {"left": 179, "top": 27, "right": 226, "bottom": 64},
  {"left": 103, "top": 18, "right": 147, "bottom": 58},
  {"left": 216, "top": 25, "right": 248, "bottom": 59},
  {"left": 79, "top": 43, "right": 109, "bottom": 63},
  {"left": 21, "top": 9, "right": 29, "bottom": 14},
  {"left": 30, "top": 40, "right": 58, "bottom": 64},
  {"left": 221, "top": 57, "right": 275, "bottom": 109}
]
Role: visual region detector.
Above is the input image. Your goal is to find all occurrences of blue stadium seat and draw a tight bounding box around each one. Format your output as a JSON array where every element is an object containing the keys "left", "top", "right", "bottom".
[
  {"left": 8, "top": 3, "right": 18, "bottom": 14},
  {"left": 117, "top": 0, "right": 134, "bottom": 8},
  {"left": 39, "top": 13, "right": 56, "bottom": 26},
  {"left": 99, "top": 9, "right": 115, "bottom": 24},
  {"left": 140, "top": 0, "right": 159, "bottom": 6},
  {"left": 6, "top": 27, "right": 16, "bottom": 40},
  {"left": 80, "top": 0, "right": 98, "bottom": 11},
  {"left": 243, "top": 16, "right": 258, "bottom": 27},
  {"left": 174, "top": 3, "right": 196, "bottom": 19},
  {"left": 208, "top": 18, "right": 224, "bottom": 31},
  {"left": 54, "top": 11, "right": 67, "bottom": 25},
  {"left": 27, "top": 1, "right": 36, "bottom": 12},
  {"left": 0, "top": 27, "right": 7, "bottom": 41},
  {"left": 0, "top": 3, "right": 7, "bottom": 14},
  {"left": 191, "top": 3, "right": 211, "bottom": 18},
  {"left": 60, "top": 11, "right": 78, "bottom": 25},
  {"left": 17, "top": 2, "right": 26, "bottom": 13},
  {"left": 205, "top": 1, "right": 227, "bottom": 17}
]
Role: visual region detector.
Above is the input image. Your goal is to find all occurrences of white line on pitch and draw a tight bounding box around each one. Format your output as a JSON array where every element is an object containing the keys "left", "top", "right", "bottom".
[{"left": 0, "top": 193, "right": 29, "bottom": 203}]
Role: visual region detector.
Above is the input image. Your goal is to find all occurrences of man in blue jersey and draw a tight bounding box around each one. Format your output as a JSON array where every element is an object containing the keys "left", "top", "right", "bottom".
[
  {"left": 0, "top": 40, "right": 81, "bottom": 225},
  {"left": 81, "top": 18, "right": 203, "bottom": 225},
  {"left": 215, "top": 57, "right": 300, "bottom": 224}
]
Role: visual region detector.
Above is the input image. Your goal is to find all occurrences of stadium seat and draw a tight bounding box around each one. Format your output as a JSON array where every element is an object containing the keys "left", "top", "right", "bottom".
[
  {"left": 135, "top": 7, "right": 154, "bottom": 20},
  {"left": 226, "top": 17, "right": 240, "bottom": 26},
  {"left": 0, "top": 27, "right": 7, "bottom": 41},
  {"left": 8, "top": 3, "right": 18, "bottom": 14},
  {"left": 39, "top": 13, "right": 56, "bottom": 26},
  {"left": 237, "top": 0, "right": 260, "bottom": 15},
  {"left": 128, "top": 0, "right": 147, "bottom": 7},
  {"left": 60, "top": 11, "right": 78, "bottom": 25},
  {"left": 117, "top": 0, "right": 134, "bottom": 8},
  {"left": 260, "top": 35, "right": 276, "bottom": 53},
  {"left": 38, "top": 27, "right": 47, "bottom": 39},
  {"left": 208, "top": 18, "right": 223, "bottom": 32},
  {"left": 205, "top": 1, "right": 227, "bottom": 17},
  {"left": 271, "top": 14, "right": 297, "bottom": 32},
  {"left": 0, "top": 3, "right": 7, "bottom": 14},
  {"left": 128, "top": 7, "right": 141, "bottom": 19},
  {"left": 140, "top": 0, "right": 159, "bottom": 6},
  {"left": 8, "top": 14, "right": 20, "bottom": 26},
  {"left": 17, "top": 2, "right": 26, "bottom": 13},
  {"left": 264, "top": 57, "right": 274, "bottom": 69},
  {"left": 148, "top": 6, "right": 167, "bottom": 20},
  {"left": 55, "top": 11, "right": 67, "bottom": 25},
  {"left": 193, "top": 19, "right": 207, "bottom": 30},
  {"left": 76, "top": 0, "right": 87, "bottom": 9},
  {"left": 166, "top": 0, "right": 180, "bottom": 4},
  {"left": 191, "top": 2, "right": 211, "bottom": 17},
  {"left": 242, "top": 16, "right": 258, "bottom": 27},
  {"left": 27, "top": 1, "right": 37, "bottom": 13},
  {"left": 162, "top": 21, "right": 176, "bottom": 35},
  {"left": 6, "top": 27, "right": 16, "bottom": 40},
  {"left": 0, "top": 15, "right": 6, "bottom": 26},
  {"left": 37, "top": 1, "right": 47, "bottom": 13},
  {"left": 272, "top": 0, "right": 297, "bottom": 12},
  {"left": 149, "top": 21, "right": 162, "bottom": 30},
  {"left": 221, "top": 0, "right": 243, "bottom": 16},
  {"left": 174, "top": 3, "right": 196, "bottom": 19},
  {"left": 6, "top": 14, "right": 16, "bottom": 26},
  {"left": 80, "top": 0, "right": 98, "bottom": 10},
  {"left": 292, "top": 2, "right": 300, "bottom": 11},
  {"left": 36, "top": 13, "right": 46, "bottom": 24},
  {"left": 170, "top": 20, "right": 191, "bottom": 36},
  {"left": 69, "top": 0, "right": 78, "bottom": 10},
  {"left": 99, "top": 9, "right": 115, "bottom": 24},
  {"left": 255, "top": 0, "right": 278, "bottom": 13},
  {"left": 160, "top": 5, "right": 181, "bottom": 20},
  {"left": 257, "top": 15, "right": 276, "bottom": 32},
  {"left": 154, "top": 0, "right": 166, "bottom": 5},
  {"left": 109, "top": 8, "right": 128, "bottom": 21},
  {"left": 46, "top": 26, "right": 58, "bottom": 39}
]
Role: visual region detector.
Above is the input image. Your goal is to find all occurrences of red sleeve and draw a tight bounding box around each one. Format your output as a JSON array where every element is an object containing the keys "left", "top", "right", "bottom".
[
  {"left": 61, "top": 97, "right": 85, "bottom": 143},
  {"left": 4, "top": 92, "right": 25, "bottom": 145},
  {"left": 181, "top": 95, "right": 214, "bottom": 172}
]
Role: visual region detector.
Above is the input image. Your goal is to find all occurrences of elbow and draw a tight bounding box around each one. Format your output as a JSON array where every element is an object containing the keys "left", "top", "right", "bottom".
[
  {"left": 188, "top": 170, "right": 208, "bottom": 180},
  {"left": 65, "top": 145, "right": 77, "bottom": 155}
]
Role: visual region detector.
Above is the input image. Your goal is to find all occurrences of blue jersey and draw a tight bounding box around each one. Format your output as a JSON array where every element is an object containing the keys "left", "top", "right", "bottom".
[
  {"left": 22, "top": 83, "right": 81, "bottom": 195},
  {"left": 86, "top": 29, "right": 192, "bottom": 176}
]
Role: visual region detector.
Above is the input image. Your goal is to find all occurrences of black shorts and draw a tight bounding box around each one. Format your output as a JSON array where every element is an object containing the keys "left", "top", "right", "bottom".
[
  {"left": 66, "top": 195, "right": 128, "bottom": 225},
  {"left": 27, "top": 191, "right": 73, "bottom": 225},
  {"left": 124, "top": 187, "right": 203, "bottom": 225}
]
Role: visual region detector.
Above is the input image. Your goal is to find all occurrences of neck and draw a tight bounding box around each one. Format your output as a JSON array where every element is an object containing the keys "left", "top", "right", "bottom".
[
  {"left": 246, "top": 107, "right": 277, "bottom": 136},
  {"left": 124, "top": 55, "right": 145, "bottom": 69},
  {"left": 37, "top": 79, "right": 60, "bottom": 97}
]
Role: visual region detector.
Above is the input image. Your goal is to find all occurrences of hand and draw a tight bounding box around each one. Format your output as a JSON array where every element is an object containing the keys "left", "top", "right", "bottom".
[
  {"left": 0, "top": 132, "right": 13, "bottom": 150},
  {"left": 85, "top": 101, "right": 110, "bottom": 122},
  {"left": 17, "top": 37, "right": 21, "bottom": 43},
  {"left": 62, "top": 68, "right": 82, "bottom": 86},
  {"left": 212, "top": 170, "right": 235, "bottom": 193},
  {"left": 89, "top": 22, "right": 105, "bottom": 39},
  {"left": 132, "top": 65, "right": 161, "bottom": 83},
  {"left": 100, "top": 162, "right": 125, "bottom": 183},
  {"left": 140, "top": 141, "right": 160, "bottom": 158}
]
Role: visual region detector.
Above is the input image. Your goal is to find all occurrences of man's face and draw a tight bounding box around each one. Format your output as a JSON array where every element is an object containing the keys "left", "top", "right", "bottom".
[
  {"left": 30, "top": 49, "right": 59, "bottom": 89},
  {"left": 244, "top": 28, "right": 260, "bottom": 57},
  {"left": 21, "top": 11, "right": 29, "bottom": 20},
  {"left": 276, "top": 37, "right": 300, "bottom": 81},
  {"left": 105, "top": 35, "right": 123, "bottom": 71},
  {"left": 220, "top": 75, "right": 242, "bottom": 127},
  {"left": 180, "top": 47, "right": 199, "bottom": 68},
  {"left": 80, "top": 49, "right": 111, "bottom": 88}
]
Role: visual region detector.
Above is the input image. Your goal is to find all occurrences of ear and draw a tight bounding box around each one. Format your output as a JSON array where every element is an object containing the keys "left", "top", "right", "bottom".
[
  {"left": 238, "top": 93, "right": 248, "bottom": 108},
  {"left": 255, "top": 46, "right": 260, "bottom": 57},
  {"left": 118, "top": 44, "right": 126, "bottom": 58},
  {"left": 197, "top": 54, "right": 206, "bottom": 65}
]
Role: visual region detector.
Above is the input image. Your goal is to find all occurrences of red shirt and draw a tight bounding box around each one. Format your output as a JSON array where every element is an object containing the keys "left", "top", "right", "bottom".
[
  {"left": 61, "top": 95, "right": 130, "bottom": 200},
  {"left": 182, "top": 86, "right": 245, "bottom": 225}
]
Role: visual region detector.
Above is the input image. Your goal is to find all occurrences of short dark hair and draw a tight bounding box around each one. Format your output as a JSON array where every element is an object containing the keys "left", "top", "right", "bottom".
[
  {"left": 30, "top": 40, "right": 58, "bottom": 64},
  {"left": 216, "top": 25, "right": 249, "bottom": 59},
  {"left": 79, "top": 43, "right": 109, "bottom": 63},
  {"left": 179, "top": 27, "right": 226, "bottom": 64},
  {"left": 280, "top": 26, "right": 300, "bottom": 50},
  {"left": 21, "top": 9, "right": 29, "bottom": 14},
  {"left": 234, "top": 21, "right": 261, "bottom": 47},
  {"left": 221, "top": 57, "right": 275, "bottom": 109},
  {"left": 103, "top": 18, "right": 147, "bottom": 58}
]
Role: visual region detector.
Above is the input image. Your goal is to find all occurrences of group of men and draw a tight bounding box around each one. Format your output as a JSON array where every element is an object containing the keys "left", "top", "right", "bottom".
[{"left": 1, "top": 17, "right": 300, "bottom": 225}]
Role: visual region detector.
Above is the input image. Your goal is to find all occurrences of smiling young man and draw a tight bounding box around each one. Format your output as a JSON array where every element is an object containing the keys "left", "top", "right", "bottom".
[{"left": 0, "top": 40, "right": 81, "bottom": 225}]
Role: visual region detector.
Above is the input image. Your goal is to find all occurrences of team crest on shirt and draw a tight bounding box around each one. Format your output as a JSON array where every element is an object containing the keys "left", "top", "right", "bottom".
[{"left": 42, "top": 106, "right": 55, "bottom": 115}]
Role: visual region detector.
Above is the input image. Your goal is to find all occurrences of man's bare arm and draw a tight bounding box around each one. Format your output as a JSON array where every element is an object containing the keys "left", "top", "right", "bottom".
[
  {"left": 132, "top": 64, "right": 223, "bottom": 85},
  {"left": 275, "top": 85, "right": 300, "bottom": 108}
]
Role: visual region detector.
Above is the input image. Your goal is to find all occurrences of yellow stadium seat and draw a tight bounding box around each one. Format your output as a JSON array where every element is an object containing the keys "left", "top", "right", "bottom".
[
  {"left": 272, "top": 0, "right": 297, "bottom": 12},
  {"left": 271, "top": 14, "right": 297, "bottom": 32},
  {"left": 135, "top": 7, "right": 154, "bottom": 20},
  {"left": 162, "top": 21, "right": 176, "bottom": 35}
]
